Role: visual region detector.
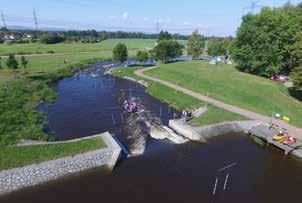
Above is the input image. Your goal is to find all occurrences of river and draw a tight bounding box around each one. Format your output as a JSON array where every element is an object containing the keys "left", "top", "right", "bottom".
[{"left": 2, "top": 61, "right": 302, "bottom": 203}]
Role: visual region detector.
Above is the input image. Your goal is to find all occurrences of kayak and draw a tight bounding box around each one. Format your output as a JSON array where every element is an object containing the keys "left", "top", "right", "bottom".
[
  {"left": 273, "top": 133, "right": 286, "bottom": 141},
  {"left": 283, "top": 136, "right": 296, "bottom": 145}
]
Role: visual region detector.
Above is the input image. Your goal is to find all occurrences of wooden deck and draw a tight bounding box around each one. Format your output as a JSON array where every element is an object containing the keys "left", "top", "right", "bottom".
[{"left": 249, "top": 124, "right": 302, "bottom": 154}]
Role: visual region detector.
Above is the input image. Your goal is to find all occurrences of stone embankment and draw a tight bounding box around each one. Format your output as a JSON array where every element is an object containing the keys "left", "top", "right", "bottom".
[{"left": 0, "top": 132, "right": 121, "bottom": 196}]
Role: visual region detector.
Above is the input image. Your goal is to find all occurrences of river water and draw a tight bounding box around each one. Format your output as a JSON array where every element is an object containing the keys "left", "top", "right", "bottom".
[{"left": 2, "top": 62, "right": 302, "bottom": 203}]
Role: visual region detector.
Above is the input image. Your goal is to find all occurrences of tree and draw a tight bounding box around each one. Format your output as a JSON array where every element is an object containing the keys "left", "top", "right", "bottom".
[
  {"left": 153, "top": 40, "right": 183, "bottom": 63},
  {"left": 136, "top": 50, "right": 149, "bottom": 64},
  {"left": 208, "top": 37, "right": 232, "bottom": 56},
  {"left": 6, "top": 54, "right": 19, "bottom": 75},
  {"left": 231, "top": 5, "right": 302, "bottom": 77},
  {"left": 187, "top": 30, "right": 205, "bottom": 59},
  {"left": 21, "top": 56, "right": 29, "bottom": 73},
  {"left": 158, "top": 31, "right": 172, "bottom": 41},
  {"left": 113, "top": 43, "right": 128, "bottom": 62},
  {"left": 40, "top": 33, "right": 65, "bottom": 44}
]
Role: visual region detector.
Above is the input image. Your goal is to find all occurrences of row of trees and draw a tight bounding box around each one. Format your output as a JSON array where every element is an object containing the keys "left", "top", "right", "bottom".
[
  {"left": 187, "top": 30, "right": 233, "bottom": 59},
  {"left": 113, "top": 30, "right": 185, "bottom": 63},
  {"left": 0, "top": 29, "right": 189, "bottom": 44},
  {"left": 0, "top": 54, "right": 29, "bottom": 73}
]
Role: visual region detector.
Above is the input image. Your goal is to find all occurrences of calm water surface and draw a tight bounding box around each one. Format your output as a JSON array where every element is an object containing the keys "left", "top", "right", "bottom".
[{"left": 2, "top": 62, "right": 302, "bottom": 203}]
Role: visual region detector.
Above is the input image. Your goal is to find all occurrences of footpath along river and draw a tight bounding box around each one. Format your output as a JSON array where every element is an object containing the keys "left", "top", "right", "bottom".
[{"left": 2, "top": 61, "right": 302, "bottom": 203}]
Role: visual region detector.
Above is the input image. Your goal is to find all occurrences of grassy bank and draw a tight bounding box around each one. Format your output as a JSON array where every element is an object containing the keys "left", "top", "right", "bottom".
[
  {"left": 0, "top": 138, "right": 105, "bottom": 171},
  {"left": 112, "top": 66, "right": 246, "bottom": 125},
  {"left": 0, "top": 50, "right": 136, "bottom": 83},
  {"left": 146, "top": 61, "right": 302, "bottom": 127}
]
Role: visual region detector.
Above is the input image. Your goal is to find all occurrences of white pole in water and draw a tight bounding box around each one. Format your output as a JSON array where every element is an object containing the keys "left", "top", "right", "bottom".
[
  {"left": 120, "top": 113, "right": 124, "bottom": 123},
  {"left": 223, "top": 173, "right": 229, "bottom": 191},
  {"left": 111, "top": 114, "right": 116, "bottom": 125},
  {"left": 129, "top": 89, "right": 132, "bottom": 98},
  {"left": 160, "top": 106, "right": 162, "bottom": 117},
  {"left": 212, "top": 177, "right": 219, "bottom": 195}
]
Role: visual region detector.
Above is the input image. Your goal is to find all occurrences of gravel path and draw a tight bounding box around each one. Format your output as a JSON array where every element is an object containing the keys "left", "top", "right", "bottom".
[{"left": 135, "top": 66, "right": 302, "bottom": 138}]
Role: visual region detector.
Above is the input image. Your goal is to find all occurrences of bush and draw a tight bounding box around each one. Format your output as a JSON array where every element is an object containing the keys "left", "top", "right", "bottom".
[
  {"left": 136, "top": 50, "right": 149, "bottom": 63},
  {"left": 40, "top": 33, "right": 65, "bottom": 44},
  {"left": 0, "top": 80, "right": 57, "bottom": 146},
  {"left": 113, "top": 43, "right": 128, "bottom": 62}
]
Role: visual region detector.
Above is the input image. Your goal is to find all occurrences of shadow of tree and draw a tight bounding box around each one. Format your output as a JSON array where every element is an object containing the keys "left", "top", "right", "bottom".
[{"left": 289, "top": 87, "right": 302, "bottom": 101}]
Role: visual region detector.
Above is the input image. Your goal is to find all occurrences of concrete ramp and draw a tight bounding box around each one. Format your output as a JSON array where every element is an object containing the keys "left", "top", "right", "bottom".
[
  {"left": 150, "top": 125, "right": 188, "bottom": 144},
  {"left": 169, "top": 119, "right": 206, "bottom": 143}
]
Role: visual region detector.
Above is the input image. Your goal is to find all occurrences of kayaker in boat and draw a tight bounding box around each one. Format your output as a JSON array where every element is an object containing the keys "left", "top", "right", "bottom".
[{"left": 123, "top": 99, "right": 138, "bottom": 113}]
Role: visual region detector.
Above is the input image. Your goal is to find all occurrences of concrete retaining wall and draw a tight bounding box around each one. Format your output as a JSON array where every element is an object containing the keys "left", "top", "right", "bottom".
[
  {"left": 169, "top": 119, "right": 207, "bottom": 143},
  {"left": 0, "top": 132, "right": 121, "bottom": 196},
  {"left": 169, "top": 119, "right": 264, "bottom": 142},
  {"left": 193, "top": 120, "right": 262, "bottom": 139}
]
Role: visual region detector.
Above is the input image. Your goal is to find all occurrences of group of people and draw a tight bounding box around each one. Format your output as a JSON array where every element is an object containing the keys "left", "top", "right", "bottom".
[
  {"left": 181, "top": 109, "right": 193, "bottom": 122},
  {"left": 123, "top": 99, "right": 138, "bottom": 113}
]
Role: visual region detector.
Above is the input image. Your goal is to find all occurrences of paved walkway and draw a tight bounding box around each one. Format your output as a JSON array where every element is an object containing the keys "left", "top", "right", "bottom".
[{"left": 135, "top": 66, "right": 302, "bottom": 138}]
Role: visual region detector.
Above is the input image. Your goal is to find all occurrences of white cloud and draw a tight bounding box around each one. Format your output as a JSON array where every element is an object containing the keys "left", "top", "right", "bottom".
[
  {"left": 143, "top": 17, "right": 149, "bottom": 21},
  {"left": 183, "top": 21, "right": 191, "bottom": 26},
  {"left": 122, "top": 12, "right": 129, "bottom": 20}
]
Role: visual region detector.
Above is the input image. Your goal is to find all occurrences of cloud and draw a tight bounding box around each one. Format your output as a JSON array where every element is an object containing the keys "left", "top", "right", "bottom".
[
  {"left": 122, "top": 12, "right": 129, "bottom": 20},
  {"left": 143, "top": 17, "right": 149, "bottom": 21},
  {"left": 183, "top": 21, "right": 191, "bottom": 26},
  {"left": 108, "top": 15, "right": 117, "bottom": 20}
]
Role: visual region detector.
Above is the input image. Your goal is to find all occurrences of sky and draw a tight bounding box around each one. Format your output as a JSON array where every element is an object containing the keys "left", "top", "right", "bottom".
[{"left": 0, "top": 0, "right": 301, "bottom": 36}]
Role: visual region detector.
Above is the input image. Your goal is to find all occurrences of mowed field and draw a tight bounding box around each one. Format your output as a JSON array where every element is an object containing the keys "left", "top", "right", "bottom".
[
  {"left": 146, "top": 61, "right": 302, "bottom": 127},
  {"left": 0, "top": 38, "right": 164, "bottom": 82},
  {"left": 0, "top": 39, "right": 156, "bottom": 56},
  {"left": 0, "top": 39, "right": 187, "bottom": 56}
]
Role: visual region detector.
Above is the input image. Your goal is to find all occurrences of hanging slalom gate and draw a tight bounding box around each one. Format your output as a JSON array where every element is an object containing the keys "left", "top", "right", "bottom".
[{"left": 211, "top": 162, "right": 237, "bottom": 202}]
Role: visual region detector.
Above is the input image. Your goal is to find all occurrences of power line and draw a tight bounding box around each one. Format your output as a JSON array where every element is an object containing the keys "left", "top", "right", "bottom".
[{"left": 1, "top": 11, "right": 7, "bottom": 29}]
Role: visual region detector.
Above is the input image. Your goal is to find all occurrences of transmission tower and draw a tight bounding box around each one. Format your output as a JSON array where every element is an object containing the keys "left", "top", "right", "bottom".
[
  {"left": 243, "top": 1, "right": 262, "bottom": 15},
  {"left": 33, "top": 8, "right": 39, "bottom": 31},
  {"left": 1, "top": 11, "right": 7, "bottom": 29},
  {"left": 155, "top": 20, "right": 160, "bottom": 34}
]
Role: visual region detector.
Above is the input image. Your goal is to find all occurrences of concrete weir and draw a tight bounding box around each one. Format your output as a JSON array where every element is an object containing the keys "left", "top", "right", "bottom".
[{"left": 0, "top": 132, "right": 122, "bottom": 196}]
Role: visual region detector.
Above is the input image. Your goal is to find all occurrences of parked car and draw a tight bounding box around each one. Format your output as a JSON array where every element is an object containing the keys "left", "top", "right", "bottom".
[{"left": 270, "top": 75, "right": 289, "bottom": 83}]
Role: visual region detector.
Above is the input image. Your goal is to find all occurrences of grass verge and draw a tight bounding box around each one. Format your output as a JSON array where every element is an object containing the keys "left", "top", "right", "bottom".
[{"left": 0, "top": 138, "right": 106, "bottom": 171}]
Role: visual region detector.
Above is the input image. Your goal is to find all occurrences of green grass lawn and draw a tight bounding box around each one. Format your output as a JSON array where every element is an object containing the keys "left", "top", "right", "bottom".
[
  {"left": 0, "top": 138, "right": 106, "bottom": 171},
  {"left": 112, "top": 66, "right": 246, "bottom": 125},
  {"left": 0, "top": 39, "right": 161, "bottom": 56},
  {"left": 146, "top": 61, "right": 302, "bottom": 127},
  {"left": 0, "top": 50, "right": 136, "bottom": 82}
]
